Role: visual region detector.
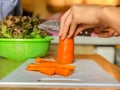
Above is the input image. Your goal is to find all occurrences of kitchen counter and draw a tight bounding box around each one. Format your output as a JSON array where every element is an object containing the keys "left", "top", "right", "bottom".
[
  {"left": 52, "top": 36, "right": 120, "bottom": 45},
  {"left": 0, "top": 54, "right": 120, "bottom": 89}
]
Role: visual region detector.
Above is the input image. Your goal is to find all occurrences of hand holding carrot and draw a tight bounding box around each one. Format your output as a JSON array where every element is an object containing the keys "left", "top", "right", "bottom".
[{"left": 59, "top": 4, "right": 120, "bottom": 40}]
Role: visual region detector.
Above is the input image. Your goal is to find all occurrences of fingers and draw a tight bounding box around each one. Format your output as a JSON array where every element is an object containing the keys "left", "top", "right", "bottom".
[
  {"left": 97, "top": 31, "right": 112, "bottom": 38},
  {"left": 67, "top": 19, "right": 78, "bottom": 38},
  {"left": 94, "top": 28, "right": 118, "bottom": 38},
  {"left": 61, "top": 11, "right": 73, "bottom": 39},
  {"left": 59, "top": 9, "right": 71, "bottom": 37}
]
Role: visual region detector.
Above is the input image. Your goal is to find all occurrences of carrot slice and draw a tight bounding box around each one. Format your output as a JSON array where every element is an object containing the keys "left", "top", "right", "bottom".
[
  {"left": 26, "top": 63, "right": 49, "bottom": 71},
  {"left": 40, "top": 62, "right": 75, "bottom": 70},
  {"left": 35, "top": 57, "right": 55, "bottom": 63},
  {"left": 56, "top": 67, "right": 73, "bottom": 77},
  {"left": 57, "top": 38, "right": 74, "bottom": 64},
  {"left": 26, "top": 57, "right": 76, "bottom": 76},
  {"left": 37, "top": 67, "right": 56, "bottom": 76},
  {"left": 26, "top": 64, "right": 56, "bottom": 76},
  {"left": 35, "top": 57, "right": 75, "bottom": 70}
]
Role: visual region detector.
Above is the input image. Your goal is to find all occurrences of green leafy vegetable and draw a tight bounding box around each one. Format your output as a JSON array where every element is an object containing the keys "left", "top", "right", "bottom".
[
  {"left": 0, "top": 16, "right": 49, "bottom": 39},
  {"left": 1, "top": 25, "right": 11, "bottom": 38}
]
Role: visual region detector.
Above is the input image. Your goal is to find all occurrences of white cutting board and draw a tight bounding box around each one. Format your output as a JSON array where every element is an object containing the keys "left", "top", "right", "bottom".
[{"left": 1, "top": 59, "right": 119, "bottom": 87}]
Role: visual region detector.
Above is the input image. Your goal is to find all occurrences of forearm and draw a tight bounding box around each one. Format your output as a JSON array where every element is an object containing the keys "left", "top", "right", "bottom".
[{"left": 98, "top": 5, "right": 120, "bottom": 34}]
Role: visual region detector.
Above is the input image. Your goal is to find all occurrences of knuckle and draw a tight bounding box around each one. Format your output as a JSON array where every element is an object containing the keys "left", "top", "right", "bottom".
[
  {"left": 61, "top": 16, "right": 65, "bottom": 21},
  {"left": 71, "top": 5, "right": 78, "bottom": 10},
  {"left": 73, "top": 14, "right": 78, "bottom": 19},
  {"left": 72, "top": 17, "right": 78, "bottom": 24}
]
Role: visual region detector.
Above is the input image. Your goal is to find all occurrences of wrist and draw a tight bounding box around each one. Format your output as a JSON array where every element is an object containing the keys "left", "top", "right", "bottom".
[
  {"left": 97, "top": 5, "right": 120, "bottom": 34},
  {"left": 97, "top": 5, "right": 116, "bottom": 26}
]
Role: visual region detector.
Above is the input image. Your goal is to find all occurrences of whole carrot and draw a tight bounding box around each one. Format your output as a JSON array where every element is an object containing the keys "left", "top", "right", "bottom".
[{"left": 57, "top": 38, "right": 74, "bottom": 64}]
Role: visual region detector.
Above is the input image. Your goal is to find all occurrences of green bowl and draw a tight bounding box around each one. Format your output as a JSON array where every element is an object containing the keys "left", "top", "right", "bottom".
[{"left": 0, "top": 37, "right": 53, "bottom": 60}]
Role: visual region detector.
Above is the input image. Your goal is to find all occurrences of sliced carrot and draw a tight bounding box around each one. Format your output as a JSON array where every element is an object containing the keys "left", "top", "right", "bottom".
[
  {"left": 26, "top": 57, "right": 76, "bottom": 77},
  {"left": 27, "top": 62, "right": 75, "bottom": 71},
  {"left": 56, "top": 67, "right": 73, "bottom": 77},
  {"left": 37, "top": 67, "right": 56, "bottom": 76},
  {"left": 35, "top": 57, "right": 75, "bottom": 70},
  {"left": 40, "top": 62, "right": 75, "bottom": 70},
  {"left": 35, "top": 57, "right": 55, "bottom": 63},
  {"left": 26, "top": 64, "right": 56, "bottom": 76},
  {"left": 26, "top": 63, "right": 48, "bottom": 71}
]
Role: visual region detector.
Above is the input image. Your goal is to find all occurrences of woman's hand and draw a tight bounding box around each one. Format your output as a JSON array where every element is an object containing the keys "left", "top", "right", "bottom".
[{"left": 59, "top": 4, "right": 118, "bottom": 39}]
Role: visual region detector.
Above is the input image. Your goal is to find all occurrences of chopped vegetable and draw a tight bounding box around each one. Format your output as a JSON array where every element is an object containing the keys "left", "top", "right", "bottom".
[
  {"left": 35, "top": 57, "right": 75, "bottom": 70},
  {"left": 26, "top": 57, "right": 75, "bottom": 76},
  {"left": 56, "top": 67, "right": 73, "bottom": 77},
  {"left": 27, "top": 66, "right": 56, "bottom": 76},
  {"left": 35, "top": 57, "right": 54, "bottom": 63},
  {"left": 36, "top": 67, "right": 56, "bottom": 76},
  {"left": 57, "top": 38, "right": 74, "bottom": 64}
]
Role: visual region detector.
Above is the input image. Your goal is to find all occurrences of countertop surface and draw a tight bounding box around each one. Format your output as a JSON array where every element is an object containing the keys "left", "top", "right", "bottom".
[
  {"left": 0, "top": 54, "right": 120, "bottom": 88},
  {"left": 52, "top": 36, "right": 120, "bottom": 45}
]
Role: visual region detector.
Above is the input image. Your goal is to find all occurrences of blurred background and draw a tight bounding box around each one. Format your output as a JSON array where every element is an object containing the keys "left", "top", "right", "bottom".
[
  {"left": 21, "top": 0, "right": 120, "bottom": 65},
  {"left": 21, "top": 0, "right": 120, "bottom": 19}
]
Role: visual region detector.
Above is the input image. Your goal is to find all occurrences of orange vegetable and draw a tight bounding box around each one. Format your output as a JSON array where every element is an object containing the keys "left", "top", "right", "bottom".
[
  {"left": 35, "top": 57, "right": 55, "bottom": 63},
  {"left": 26, "top": 63, "right": 49, "bottom": 71},
  {"left": 57, "top": 38, "right": 74, "bottom": 64},
  {"left": 27, "top": 64, "right": 73, "bottom": 76},
  {"left": 35, "top": 57, "right": 75, "bottom": 70},
  {"left": 36, "top": 67, "right": 56, "bottom": 76},
  {"left": 40, "top": 62, "right": 75, "bottom": 70},
  {"left": 26, "top": 63, "right": 56, "bottom": 76},
  {"left": 56, "top": 67, "right": 73, "bottom": 77},
  {"left": 26, "top": 58, "right": 75, "bottom": 77}
]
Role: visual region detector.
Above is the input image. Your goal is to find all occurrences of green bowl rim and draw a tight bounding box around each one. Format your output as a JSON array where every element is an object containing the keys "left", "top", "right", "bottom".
[{"left": 0, "top": 36, "right": 53, "bottom": 42}]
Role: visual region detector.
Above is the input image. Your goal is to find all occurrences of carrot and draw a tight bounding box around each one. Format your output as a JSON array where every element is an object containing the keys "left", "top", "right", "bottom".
[
  {"left": 57, "top": 38, "right": 74, "bottom": 64},
  {"left": 27, "top": 62, "right": 75, "bottom": 71},
  {"left": 40, "top": 62, "right": 75, "bottom": 70},
  {"left": 35, "top": 57, "right": 75, "bottom": 70},
  {"left": 35, "top": 57, "right": 56, "bottom": 63},
  {"left": 35, "top": 57, "right": 45, "bottom": 62},
  {"left": 27, "top": 64, "right": 73, "bottom": 76},
  {"left": 56, "top": 67, "right": 73, "bottom": 77},
  {"left": 26, "top": 63, "right": 49, "bottom": 71},
  {"left": 26, "top": 57, "right": 75, "bottom": 77},
  {"left": 26, "top": 63, "right": 56, "bottom": 76},
  {"left": 36, "top": 67, "right": 56, "bottom": 76}
]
